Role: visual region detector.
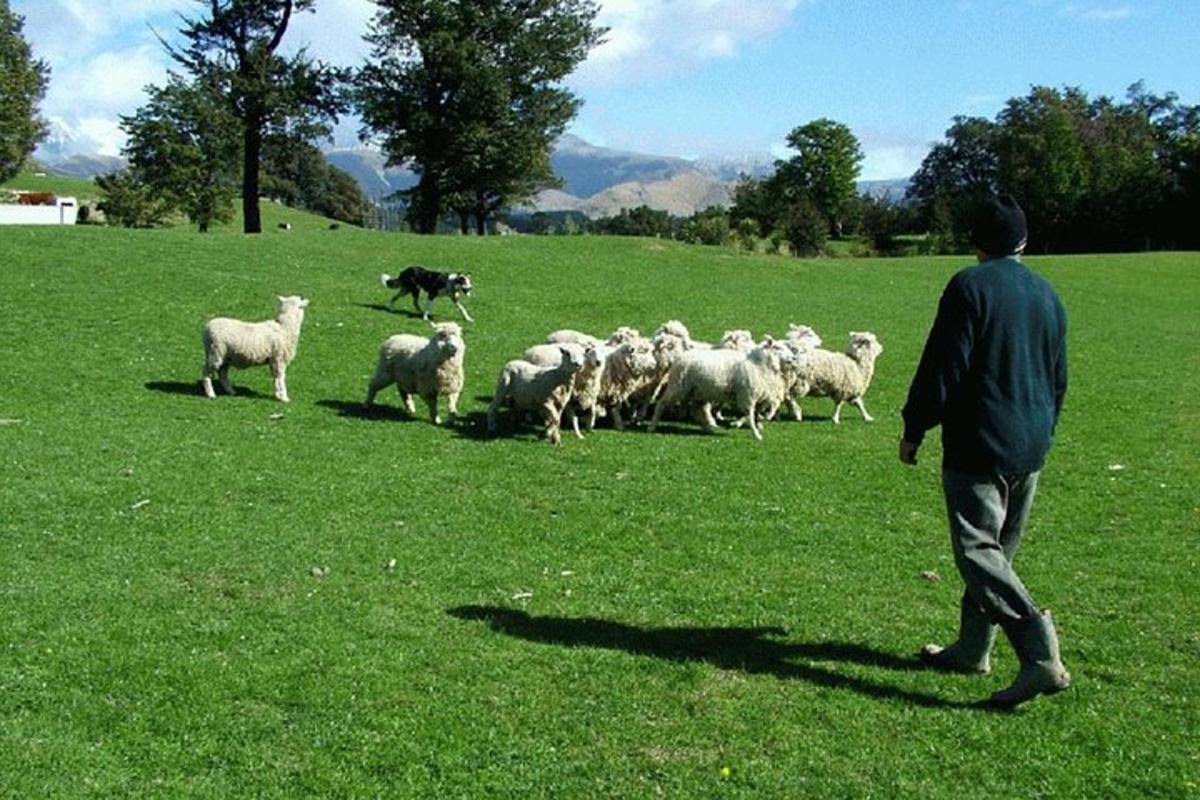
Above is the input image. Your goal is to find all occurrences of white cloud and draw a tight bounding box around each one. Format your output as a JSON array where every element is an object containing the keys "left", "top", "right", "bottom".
[{"left": 573, "top": 0, "right": 807, "bottom": 87}]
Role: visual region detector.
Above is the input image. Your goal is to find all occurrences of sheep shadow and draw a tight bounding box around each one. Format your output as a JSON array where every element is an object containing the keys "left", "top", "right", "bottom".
[
  {"left": 144, "top": 380, "right": 273, "bottom": 400},
  {"left": 316, "top": 399, "right": 427, "bottom": 422},
  {"left": 448, "top": 606, "right": 990, "bottom": 711},
  {"left": 450, "top": 410, "right": 557, "bottom": 443}
]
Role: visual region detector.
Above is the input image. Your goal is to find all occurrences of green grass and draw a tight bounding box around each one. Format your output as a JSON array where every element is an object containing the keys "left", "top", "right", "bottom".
[
  {"left": 2, "top": 167, "right": 99, "bottom": 201},
  {"left": 1, "top": 219, "right": 1197, "bottom": 798}
]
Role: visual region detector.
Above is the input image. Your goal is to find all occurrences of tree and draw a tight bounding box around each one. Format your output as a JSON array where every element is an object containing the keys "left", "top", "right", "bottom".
[
  {"left": 120, "top": 75, "right": 239, "bottom": 232},
  {"left": 0, "top": 0, "right": 50, "bottom": 182},
  {"left": 96, "top": 170, "right": 176, "bottom": 228},
  {"left": 356, "top": 0, "right": 605, "bottom": 234},
  {"left": 261, "top": 138, "right": 366, "bottom": 225},
  {"left": 168, "top": 0, "right": 346, "bottom": 234},
  {"left": 906, "top": 115, "right": 999, "bottom": 240},
  {"left": 771, "top": 119, "right": 863, "bottom": 236},
  {"left": 781, "top": 198, "right": 827, "bottom": 256}
]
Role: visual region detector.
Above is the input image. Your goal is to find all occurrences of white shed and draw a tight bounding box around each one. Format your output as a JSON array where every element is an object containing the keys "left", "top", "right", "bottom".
[{"left": 0, "top": 195, "right": 79, "bottom": 225}]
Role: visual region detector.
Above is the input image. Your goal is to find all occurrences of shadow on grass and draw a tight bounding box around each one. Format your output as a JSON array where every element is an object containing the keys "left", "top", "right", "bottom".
[
  {"left": 449, "top": 606, "right": 991, "bottom": 711},
  {"left": 144, "top": 380, "right": 272, "bottom": 400},
  {"left": 316, "top": 399, "right": 425, "bottom": 422},
  {"left": 353, "top": 302, "right": 423, "bottom": 319}
]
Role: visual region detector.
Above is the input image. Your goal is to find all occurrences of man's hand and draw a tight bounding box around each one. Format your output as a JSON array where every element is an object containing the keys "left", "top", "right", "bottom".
[{"left": 899, "top": 438, "right": 919, "bottom": 466}]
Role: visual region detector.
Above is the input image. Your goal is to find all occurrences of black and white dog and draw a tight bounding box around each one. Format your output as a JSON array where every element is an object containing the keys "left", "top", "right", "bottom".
[{"left": 381, "top": 266, "right": 474, "bottom": 322}]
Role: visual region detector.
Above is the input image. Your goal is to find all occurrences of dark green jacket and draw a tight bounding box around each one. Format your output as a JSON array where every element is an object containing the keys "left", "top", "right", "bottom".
[{"left": 902, "top": 257, "right": 1067, "bottom": 474}]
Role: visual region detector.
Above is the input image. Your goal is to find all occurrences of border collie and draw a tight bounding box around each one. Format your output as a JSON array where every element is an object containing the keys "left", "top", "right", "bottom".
[{"left": 381, "top": 266, "right": 474, "bottom": 323}]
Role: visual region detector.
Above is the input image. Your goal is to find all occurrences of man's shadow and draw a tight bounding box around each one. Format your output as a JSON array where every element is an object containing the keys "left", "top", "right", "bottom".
[{"left": 449, "top": 606, "right": 990, "bottom": 711}]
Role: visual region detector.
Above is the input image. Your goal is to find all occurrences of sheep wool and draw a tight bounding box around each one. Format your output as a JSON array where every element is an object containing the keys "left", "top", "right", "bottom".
[
  {"left": 365, "top": 322, "right": 465, "bottom": 425},
  {"left": 522, "top": 343, "right": 606, "bottom": 437},
  {"left": 201, "top": 295, "right": 309, "bottom": 402}
]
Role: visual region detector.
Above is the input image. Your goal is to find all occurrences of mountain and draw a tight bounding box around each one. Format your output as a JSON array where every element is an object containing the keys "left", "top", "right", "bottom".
[
  {"left": 857, "top": 178, "right": 911, "bottom": 203},
  {"left": 323, "top": 148, "right": 417, "bottom": 199},
  {"left": 549, "top": 134, "right": 699, "bottom": 198},
  {"left": 46, "top": 154, "right": 126, "bottom": 179}
]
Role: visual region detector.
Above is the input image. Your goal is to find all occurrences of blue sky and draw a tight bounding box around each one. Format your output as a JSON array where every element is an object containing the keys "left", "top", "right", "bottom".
[{"left": 15, "top": 0, "right": 1200, "bottom": 179}]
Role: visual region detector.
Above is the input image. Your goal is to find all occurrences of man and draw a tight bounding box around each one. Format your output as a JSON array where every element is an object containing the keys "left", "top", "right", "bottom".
[{"left": 900, "top": 193, "right": 1070, "bottom": 708}]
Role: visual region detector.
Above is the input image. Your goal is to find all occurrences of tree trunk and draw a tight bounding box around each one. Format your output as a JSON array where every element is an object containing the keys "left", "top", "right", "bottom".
[
  {"left": 242, "top": 117, "right": 262, "bottom": 235},
  {"left": 457, "top": 211, "right": 470, "bottom": 235},
  {"left": 199, "top": 220, "right": 210, "bottom": 233},
  {"left": 474, "top": 210, "right": 487, "bottom": 236},
  {"left": 415, "top": 174, "right": 441, "bottom": 234}
]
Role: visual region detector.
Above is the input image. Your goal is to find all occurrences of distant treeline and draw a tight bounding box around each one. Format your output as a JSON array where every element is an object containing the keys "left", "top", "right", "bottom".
[{"left": 512, "top": 82, "right": 1200, "bottom": 257}]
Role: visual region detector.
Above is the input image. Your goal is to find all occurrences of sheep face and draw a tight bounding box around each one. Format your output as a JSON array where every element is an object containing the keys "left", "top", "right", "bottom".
[
  {"left": 654, "top": 320, "right": 691, "bottom": 342},
  {"left": 277, "top": 295, "right": 310, "bottom": 312},
  {"left": 433, "top": 322, "right": 464, "bottom": 356},
  {"left": 620, "top": 341, "right": 658, "bottom": 376},
  {"left": 606, "top": 326, "right": 641, "bottom": 346},
  {"left": 583, "top": 345, "right": 603, "bottom": 369},
  {"left": 652, "top": 335, "right": 687, "bottom": 369},
  {"left": 848, "top": 331, "right": 882, "bottom": 359},
  {"left": 786, "top": 323, "right": 822, "bottom": 349},
  {"left": 719, "top": 329, "right": 755, "bottom": 351},
  {"left": 559, "top": 346, "right": 586, "bottom": 374}
]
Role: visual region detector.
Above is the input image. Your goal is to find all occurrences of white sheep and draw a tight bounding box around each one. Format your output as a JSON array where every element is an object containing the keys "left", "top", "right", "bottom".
[
  {"left": 779, "top": 323, "right": 824, "bottom": 420},
  {"left": 365, "top": 322, "right": 465, "bottom": 425},
  {"left": 545, "top": 329, "right": 601, "bottom": 347},
  {"left": 596, "top": 338, "right": 660, "bottom": 430},
  {"left": 201, "top": 295, "right": 309, "bottom": 402},
  {"left": 653, "top": 320, "right": 694, "bottom": 348},
  {"left": 730, "top": 339, "right": 800, "bottom": 439},
  {"left": 648, "top": 347, "right": 747, "bottom": 433},
  {"left": 794, "top": 331, "right": 884, "bottom": 424},
  {"left": 521, "top": 342, "right": 606, "bottom": 437},
  {"left": 487, "top": 347, "right": 586, "bottom": 445}
]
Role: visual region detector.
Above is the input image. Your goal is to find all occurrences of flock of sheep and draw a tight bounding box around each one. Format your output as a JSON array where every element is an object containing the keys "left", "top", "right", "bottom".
[{"left": 200, "top": 296, "right": 884, "bottom": 444}]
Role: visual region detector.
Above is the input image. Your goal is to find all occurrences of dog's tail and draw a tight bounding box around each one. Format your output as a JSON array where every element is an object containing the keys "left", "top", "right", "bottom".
[{"left": 381, "top": 273, "right": 403, "bottom": 289}]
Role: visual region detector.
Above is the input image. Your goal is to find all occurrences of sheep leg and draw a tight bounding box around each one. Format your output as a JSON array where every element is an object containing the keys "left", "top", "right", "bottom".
[
  {"left": 853, "top": 397, "right": 875, "bottom": 422},
  {"left": 611, "top": 404, "right": 626, "bottom": 431},
  {"left": 699, "top": 403, "right": 720, "bottom": 433},
  {"left": 454, "top": 300, "right": 474, "bottom": 323},
  {"left": 567, "top": 408, "right": 584, "bottom": 440},
  {"left": 747, "top": 404, "right": 764, "bottom": 441},
  {"left": 542, "top": 402, "right": 563, "bottom": 445},
  {"left": 201, "top": 375, "right": 217, "bottom": 399},
  {"left": 832, "top": 400, "right": 843, "bottom": 424},
  {"left": 648, "top": 399, "right": 665, "bottom": 433},
  {"left": 400, "top": 392, "right": 416, "bottom": 416},
  {"left": 788, "top": 396, "right": 803, "bottom": 422},
  {"left": 218, "top": 365, "right": 234, "bottom": 396},
  {"left": 423, "top": 393, "right": 441, "bottom": 425},
  {"left": 421, "top": 296, "right": 435, "bottom": 322},
  {"left": 446, "top": 391, "right": 460, "bottom": 422},
  {"left": 271, "top": 362, "right": 289, "bottom": 403},
  {"left": 486, "top": 401, "right": 500, "bottom": 435},
  {"left": 365, "top": 369, "right": 392, "bottom": 406}
]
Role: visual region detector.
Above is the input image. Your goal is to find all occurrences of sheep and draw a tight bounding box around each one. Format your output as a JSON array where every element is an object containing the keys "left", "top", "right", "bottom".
[
  {"left": 521, "top": 342, "right": 606, "bottom": 437},
  {"left": 793, "top": 331, "right": 884, "bottom": 424},
  {"left": 718, "top": 329, "right": 755, "bottom": 352},
  {"left": 778, "top": 323, "right": 824, "bottom": 420},
  {"left": 201, "top": 295, "right": 309, "bottom": 402},
  {"left": 730, "top": 339, "right": 800, "bottom": 439},
  {"left": 653, "top": 320, "right": 694, "bottom": 348},
  {"left": 595, "top": 338, "right": 660, "bottom": 430},
  {"left": 648, "top": 347, "right": 748, "bottom": 433},
  {"left": 364, "top": 322, "right": 465, "bottom": 425},
  {"left": 487, "top": 347, "right": 586, "bottom": 445}
]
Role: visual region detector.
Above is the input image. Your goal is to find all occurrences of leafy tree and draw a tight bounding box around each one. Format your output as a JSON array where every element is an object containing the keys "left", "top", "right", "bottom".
[
  {"left": 120, "top": 75, "right": 239, "bottom": 232},
  {"left": 356, "top": 0, "right": 605, "bottom": 234},
  {"left": 906, "top": 115, "right": 998, "bottom": 238},
  {"left": 96, "top": 170, "right": 176, "bottom": 228},
  {"left": 0, "top": 0, "right": 49, "bottom": 182},
  {"left": 771, "top": 119, "right": 863, "bottom": 236},
  {"left": 592, "top": 205, "right": 675, "bottom": 238},
  {"left": 168, "top": 0, "right": 346, "bottom": 234},
  {"left": 857, "top": 195, "right": 909, "bottom": 255},
  {"left": 781, "top": 198, "right": 827, "bottom": 257},
  {"left": 261, "top": 138, "right": 365, "bottom": 225},
  {"left": 681, "top": 207, "right": 731, "bottom": 246}
]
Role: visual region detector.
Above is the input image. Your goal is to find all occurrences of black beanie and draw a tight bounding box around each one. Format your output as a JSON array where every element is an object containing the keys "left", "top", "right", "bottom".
[{"left": 970, "top": 193, "right": 1027, "bottom": 255}]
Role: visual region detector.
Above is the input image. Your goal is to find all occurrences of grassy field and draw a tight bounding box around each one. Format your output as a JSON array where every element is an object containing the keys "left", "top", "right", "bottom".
[
  {"left": 2, "top": 167, "right": 98, "bottom": 201},
  {"left": 1, "top": 212, "right": 1197, "bottom": 798}
]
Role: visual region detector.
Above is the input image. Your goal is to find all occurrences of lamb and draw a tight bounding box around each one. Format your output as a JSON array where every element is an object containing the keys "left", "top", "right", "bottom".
[
  {"left": 201, "top": 295, "right": 309, "bottom": 402},
  {"left": 793, "top": 331, "right": 884, "bottom": 424},
  {"left": 487, "top": 347, "right": 586, "bottom": 444},
  {"left": 364, "top": 322, "right": 465, "bottom": 425},
  {"left": 521, "top": 342, "right": 606, "bottom": 436},
  {"left": 779, "top": 323, "right": 824, "bottom": 420}
]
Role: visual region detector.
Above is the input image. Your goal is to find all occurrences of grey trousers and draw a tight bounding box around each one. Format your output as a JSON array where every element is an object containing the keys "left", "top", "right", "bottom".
[{"left": 942, "top": 468, "right": 1042, "bottom": 626}]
